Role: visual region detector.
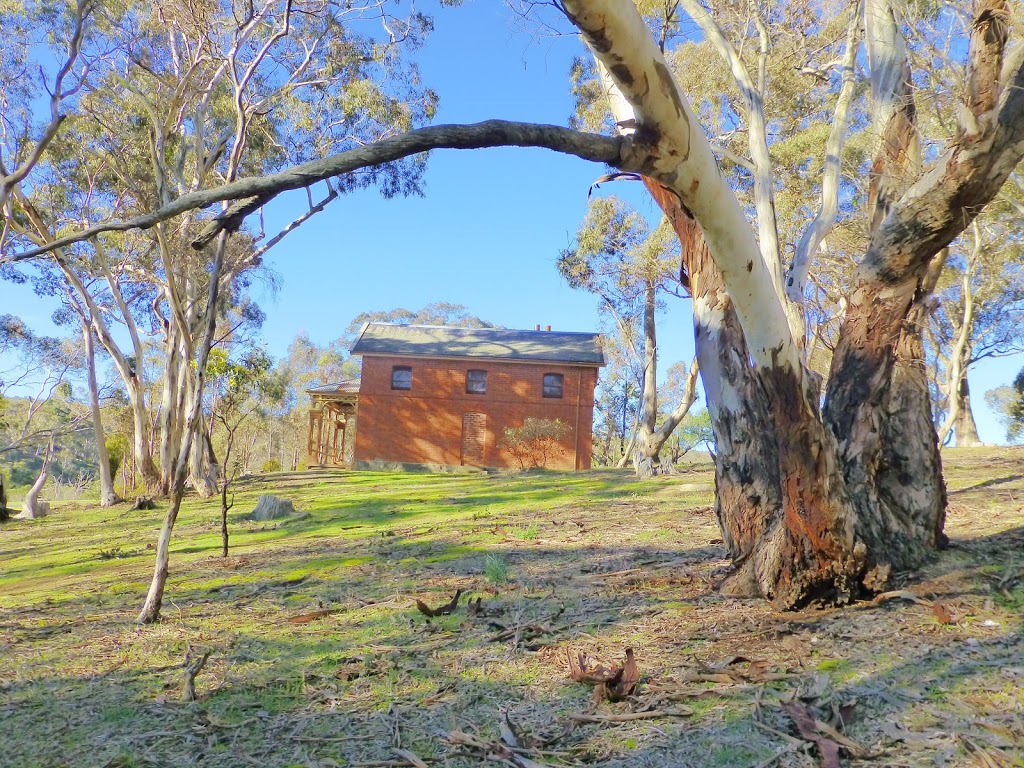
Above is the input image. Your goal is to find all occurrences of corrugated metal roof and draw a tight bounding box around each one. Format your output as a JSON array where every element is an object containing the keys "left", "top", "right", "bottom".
[
  {"left": 350, "top": 323, "right": 605, "bottom": 365},
  {"left": 305, "top": 380, "right": 361, "bottom": 395}
]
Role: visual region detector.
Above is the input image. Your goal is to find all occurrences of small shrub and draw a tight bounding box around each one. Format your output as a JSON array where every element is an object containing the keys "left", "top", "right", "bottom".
[
  {"left": 501, "top": 418, "right": 571, "bottom": 469},
  {"left": 261, "top": 459, "right": 283, "bottom": 473},
  {"left": 97, "top": 546, "right": 141, "bottom": 560},
  {"left": 484, "top": 553, "right": 510, "bottom": 584}
]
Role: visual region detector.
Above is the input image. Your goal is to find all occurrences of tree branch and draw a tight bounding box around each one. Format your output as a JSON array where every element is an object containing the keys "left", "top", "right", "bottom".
[
  {"left": 787, "top": 1, "right": 861, "bottom": 308},
  {"left": 5, "top": 121, "right": 631, "bottom": 263}
]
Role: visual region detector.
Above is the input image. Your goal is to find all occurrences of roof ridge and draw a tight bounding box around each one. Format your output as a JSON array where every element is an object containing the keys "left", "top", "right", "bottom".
[{"left": 365, "top": 322, "right": 601, "bottom": 336}]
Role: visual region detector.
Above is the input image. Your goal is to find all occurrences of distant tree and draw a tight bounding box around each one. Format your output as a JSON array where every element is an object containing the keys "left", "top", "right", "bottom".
[
  {"left": 590, "top": 330, "right": 642, "bottom": 467},
  {"left": 560, "top": 196, "right": 693, "bottom": 476},
  {"left": 663, "top": 408, "right": 714, "bottom": 465},
  {"left": 985, "top": 368, "right": 1024, "bottom": 444},
  {"left": 928, "top": 211, "right": 1024, "bottom": 447},
  {"left": 343, "top": 303, "right": 495, "bottom": 346},
  {"left": 1, "top": 316, "right": 91, "bottom": 517}
]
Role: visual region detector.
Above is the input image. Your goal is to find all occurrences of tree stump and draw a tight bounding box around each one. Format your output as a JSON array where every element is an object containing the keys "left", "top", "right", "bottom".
[
  {"left": 15, "top": 499, "right": 50, "bottom": 519},
  {"left": 0, "top": 474, "right": 9, "bottom": 522}
]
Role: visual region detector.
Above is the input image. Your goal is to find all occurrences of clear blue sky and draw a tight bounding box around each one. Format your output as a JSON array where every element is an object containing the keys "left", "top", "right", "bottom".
[{"left": 3, "top": 1, "right": 1020, "bottom": 443}]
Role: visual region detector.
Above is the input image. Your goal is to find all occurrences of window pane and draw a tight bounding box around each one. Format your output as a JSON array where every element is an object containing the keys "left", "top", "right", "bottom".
[
  {"left": 392, "top": 366, "right": 412, "bottom": 390},
  {"left": 543, "top": 373, "right": 564, "bottom": 398},
  {"left": 467, "top": 369, "right": 487, "bottom": 394}
]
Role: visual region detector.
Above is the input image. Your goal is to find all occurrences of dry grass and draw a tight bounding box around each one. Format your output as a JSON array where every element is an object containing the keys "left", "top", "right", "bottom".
[{"left": 0, "top": 448, "right": 1022, "bottom": 768}]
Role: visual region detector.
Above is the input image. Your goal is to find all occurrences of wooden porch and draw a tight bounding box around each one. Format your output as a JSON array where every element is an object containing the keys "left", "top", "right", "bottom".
[{"left": 306, "top": 381, "right": 359, "bottom": 467}]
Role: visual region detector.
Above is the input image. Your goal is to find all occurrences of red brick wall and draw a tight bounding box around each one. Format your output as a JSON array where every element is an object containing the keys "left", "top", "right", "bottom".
[{"left": 353, "top": 355, "right": 598, "bottom": 470}]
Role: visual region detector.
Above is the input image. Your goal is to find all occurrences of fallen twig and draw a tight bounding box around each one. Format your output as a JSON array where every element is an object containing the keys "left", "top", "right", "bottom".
[
  {"left": 393, "top": 748, "right": 430, "bottom": 768},
  {"left": 747, "top": 743, "right": 800, "bottom": 768},
  {"left": 872, "top": 590, "right": 933, "bottom": 607},
  {"left": 287, "top": 608, "right": 338, "bottom": 624},
  {"left": 567, "top": 708, "right": 692, "bottom": 723},
  {"left": 751, "top": 719, "right": 805, "bottom": 747}
]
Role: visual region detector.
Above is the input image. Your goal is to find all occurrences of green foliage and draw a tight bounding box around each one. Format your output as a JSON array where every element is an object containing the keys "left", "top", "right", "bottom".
[
  {"left": 501, "top": 418, "right": 571, "bottom": 470},
  {"left": 559, "top": 196, "right": 679, "bottom": 308},
  {"left": 261, "top": 459, "right": 283, "bottom": 473},
  {"left": 105, "top": 434, "right": 130, "bottom": 481}
]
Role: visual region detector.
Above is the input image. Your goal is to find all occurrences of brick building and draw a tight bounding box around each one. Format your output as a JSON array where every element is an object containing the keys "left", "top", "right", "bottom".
[{"left": 348, "top": 323, "right": 605, "bottom": 470}]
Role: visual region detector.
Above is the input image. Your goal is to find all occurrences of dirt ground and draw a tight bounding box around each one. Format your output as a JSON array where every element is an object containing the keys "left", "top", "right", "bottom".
[{"left": 0, "top": 448, "right": 1022, "bottom": 768}]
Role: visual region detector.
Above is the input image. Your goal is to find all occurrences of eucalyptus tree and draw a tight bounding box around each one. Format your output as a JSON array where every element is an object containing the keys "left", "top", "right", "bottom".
[
  {"left": 589, "top": 321, "right": 643, "bottom": 466},
  {"left": 559, "top": 195, "right": 697, "bottom": 475},
  {"left": 9, "top": 0, "right": 1024, "bottom": 611}
]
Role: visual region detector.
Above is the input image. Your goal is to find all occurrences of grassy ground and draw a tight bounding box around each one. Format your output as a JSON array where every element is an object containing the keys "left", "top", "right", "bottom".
[{"left": 1, "top": 448, "right": 1022, "bottom": 768}]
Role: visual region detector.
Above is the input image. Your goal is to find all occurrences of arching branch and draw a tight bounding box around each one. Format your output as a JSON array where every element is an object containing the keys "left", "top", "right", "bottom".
[{"left": 4, "top": 121, "right": 633, "bottom": 263}]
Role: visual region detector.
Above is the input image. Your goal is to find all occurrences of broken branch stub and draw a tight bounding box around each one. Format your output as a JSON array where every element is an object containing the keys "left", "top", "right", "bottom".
[{"left": 415, "top": 589, "right": 463, "bottom": 618}]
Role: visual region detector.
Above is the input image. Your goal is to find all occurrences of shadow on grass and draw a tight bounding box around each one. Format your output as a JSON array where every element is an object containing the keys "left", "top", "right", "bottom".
[
  {"left": 948, "top": 473, "right": 1024, "bottom": 496},
  {"left": 3, "top": 537, "right": 1021, "bottom": 768},
  {"left": 2, "top": 466, "right": 1021, "bottom": 767}
]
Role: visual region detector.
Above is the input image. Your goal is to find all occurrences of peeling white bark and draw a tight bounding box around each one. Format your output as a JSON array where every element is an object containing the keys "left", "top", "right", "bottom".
[
  {"left": 788, "top": 3, "right": 861, "bottom": 308},
  {"left": 566, "top": 0, "right": 802, "bottom": 376},
  {"left": 677, "top": 0, "right": 785, "bottom": 302},
  {"left": 864, "top": 0, "right": 909, "bottom": 129}
]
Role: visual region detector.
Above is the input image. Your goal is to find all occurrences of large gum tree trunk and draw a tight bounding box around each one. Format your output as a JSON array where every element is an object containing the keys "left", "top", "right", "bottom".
[
  {"left": 953, "top": 373, "right": 983, "bottom": 446},
  {"left": 828, "top": 0, "right": 947, "bottom": 574},
  {"left": 570, "top": 0, "right": 1022, "bottom": 609},
  {"left": 644, "top": 179, "right": 862, "bottom": 607}
]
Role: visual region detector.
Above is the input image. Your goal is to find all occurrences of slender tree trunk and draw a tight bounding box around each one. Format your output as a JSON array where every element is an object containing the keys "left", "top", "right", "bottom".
[
  {"left": 139, "top": 235, "right": 227, "bottom": 624},
  {"left": 221, "top": 487, "right": 230, "bottom": 557},
  {"left": 81, "top": 321, "right": 120, "bottom": 506},
  {"left": 218, "top": 430, "right": 233, "bottom": 557},
  {"left": 630, "top": 296, "right": 704, "bottom": 479},
  {"left": 1, "top": 473, "right": 11, "bottom": 520},
  {"left": 634, "top": 280, "right": 661, "bottom": 477},
  {"left": 938, "top": 225, "right": 980, "bottom": 446}
]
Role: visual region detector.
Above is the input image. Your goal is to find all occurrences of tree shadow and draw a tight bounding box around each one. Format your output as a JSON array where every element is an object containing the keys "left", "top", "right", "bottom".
[{"left": 948, "top": 473, "right": 1024, "bottom": 495}]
